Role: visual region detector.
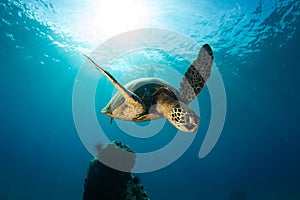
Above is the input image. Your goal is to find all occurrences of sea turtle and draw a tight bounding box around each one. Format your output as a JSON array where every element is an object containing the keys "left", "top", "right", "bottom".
[{"left": 83, "top": 44, "right": 213, "bottom": 133}]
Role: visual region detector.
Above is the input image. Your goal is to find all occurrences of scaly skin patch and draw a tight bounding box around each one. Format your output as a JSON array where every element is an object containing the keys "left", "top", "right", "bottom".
[
  {"left": 180, "top": 44, "right": 214, "bottom": 104},
  {"left": 156, "top": 91, "right": 200, "bottom": 133}
]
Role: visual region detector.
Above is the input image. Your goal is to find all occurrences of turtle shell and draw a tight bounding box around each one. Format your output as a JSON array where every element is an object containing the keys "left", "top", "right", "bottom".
[{"left": 102, "top": 78, "right": 180, "bottom": 120}]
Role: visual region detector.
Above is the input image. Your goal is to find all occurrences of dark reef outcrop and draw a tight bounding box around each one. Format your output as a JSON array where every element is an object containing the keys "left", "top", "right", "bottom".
[{"left": 83, "top": 141, "right": 149, "bottom": 200}]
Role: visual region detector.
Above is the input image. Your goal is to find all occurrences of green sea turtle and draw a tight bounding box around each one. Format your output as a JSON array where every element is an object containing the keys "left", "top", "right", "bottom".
[{"left": 83, "top": 44, "right": 213, "bottom": 133}]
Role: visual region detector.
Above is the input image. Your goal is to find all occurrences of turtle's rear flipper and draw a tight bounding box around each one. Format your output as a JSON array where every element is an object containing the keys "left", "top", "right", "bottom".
[{"left": 179, "top": 44, "right": 213, "bottom": 104}]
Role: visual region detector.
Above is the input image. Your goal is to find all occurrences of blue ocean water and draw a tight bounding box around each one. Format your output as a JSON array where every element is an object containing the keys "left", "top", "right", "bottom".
[{"left": 1, "top": 0, "right": 300, "bottom": 199}]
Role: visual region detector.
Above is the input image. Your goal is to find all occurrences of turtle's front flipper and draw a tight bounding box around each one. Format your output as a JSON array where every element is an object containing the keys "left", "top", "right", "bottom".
[
  {"left": 155, "top": 90, "right": 200, "bottom": 133},
  {"left": 83, "top": 54, "right": 144, "bottom": 107},
  {"left": 180, "top": 44, "right": 213, "bottom": 104}
]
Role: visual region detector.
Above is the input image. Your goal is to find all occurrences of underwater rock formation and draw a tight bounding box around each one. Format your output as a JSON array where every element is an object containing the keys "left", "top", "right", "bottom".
[{"left": 83, "top": 141, "right": 149, "bottom": 200}]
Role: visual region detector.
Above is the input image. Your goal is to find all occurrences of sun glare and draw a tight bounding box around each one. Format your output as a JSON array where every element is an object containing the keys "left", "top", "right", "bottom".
[{"left": 81, "top": 0, "right": 153, "bottom": 39}]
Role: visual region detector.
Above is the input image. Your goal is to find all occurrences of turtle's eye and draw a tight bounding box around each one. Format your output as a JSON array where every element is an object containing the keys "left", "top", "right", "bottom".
[{"left": 188, "top": 116, "right": 195, "bottom": 124}]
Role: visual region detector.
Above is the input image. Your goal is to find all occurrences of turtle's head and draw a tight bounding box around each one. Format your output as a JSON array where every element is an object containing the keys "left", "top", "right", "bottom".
[
  {"left": 157, "top": 99, "right": 200, "bottom": 133},
  {"left": 169, "top": 103, "right": 200, "bottom": 133}
]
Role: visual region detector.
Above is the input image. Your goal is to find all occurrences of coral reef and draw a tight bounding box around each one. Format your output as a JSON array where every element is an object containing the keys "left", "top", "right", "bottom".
[{"left": 83, "top": 141, "right": 149, "bottom": 200}]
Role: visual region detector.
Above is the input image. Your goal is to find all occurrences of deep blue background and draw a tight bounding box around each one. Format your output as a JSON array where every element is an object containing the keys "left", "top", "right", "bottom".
[{"left": 0, "top": 0, "right": 299, "bottom": 199}]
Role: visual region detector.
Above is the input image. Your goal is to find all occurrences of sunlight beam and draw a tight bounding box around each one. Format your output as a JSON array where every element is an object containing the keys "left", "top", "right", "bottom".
[{"left": 79, "top": 0, "right": 153, "bottom": 40}]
